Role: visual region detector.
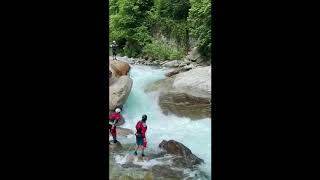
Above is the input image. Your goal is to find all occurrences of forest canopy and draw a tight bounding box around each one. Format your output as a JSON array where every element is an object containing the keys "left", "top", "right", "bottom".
[{"left": 109, "top": 0, "right": 211, "bottom": 61}]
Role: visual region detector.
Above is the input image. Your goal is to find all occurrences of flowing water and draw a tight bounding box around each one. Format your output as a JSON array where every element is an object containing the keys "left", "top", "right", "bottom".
[{"left": 111, "top": 63, "right": 211, "bottom": 179}]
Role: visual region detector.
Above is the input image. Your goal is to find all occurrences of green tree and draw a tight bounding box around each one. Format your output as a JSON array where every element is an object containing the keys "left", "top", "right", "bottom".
[
  {"left": 109, "top": 0, "right": 212, "bottom": 61},
  {"left": 109, "top": 0, "right": 153, "bottom": 57},
  {"left": 188, "top": 0, "right": 212, "bottom": 59}
]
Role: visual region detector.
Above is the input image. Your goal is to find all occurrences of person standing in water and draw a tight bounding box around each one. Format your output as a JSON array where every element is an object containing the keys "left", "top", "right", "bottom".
[
  {"left": 110, "top": 41, "right": 118, "bottom": 60},
  {"left": 109, "top": 108, "right": 122, "bottom": 143},
  {"left": 134, "top": 114, "right": 148, "bottom": 156}
]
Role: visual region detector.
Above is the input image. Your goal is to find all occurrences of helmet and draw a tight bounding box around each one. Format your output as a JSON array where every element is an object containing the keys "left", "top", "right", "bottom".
[
  {"left": 142, "top": 114, "right": 147, "bottom": 121},
  {"left": 113, "top": 41, "right": 116, "bottom": 43},
  {"left": 115, "top": 108, "right": 121, "bottom": 113}
]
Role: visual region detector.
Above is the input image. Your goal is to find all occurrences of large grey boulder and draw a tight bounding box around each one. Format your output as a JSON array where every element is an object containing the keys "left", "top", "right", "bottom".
[
  {"left": 145, "top": 66, "right": 211, "bottom": 119},
  {"left": 173, "top": 66, "right": 211, "bottom": 99},
  {"left": 109, "top": 75, "right": 133, "bottom": 111}
]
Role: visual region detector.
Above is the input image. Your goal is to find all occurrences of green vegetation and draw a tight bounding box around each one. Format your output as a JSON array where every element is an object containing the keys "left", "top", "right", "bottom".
[{"left": 109, "top": 0, "right": 211, "bottom": 61}]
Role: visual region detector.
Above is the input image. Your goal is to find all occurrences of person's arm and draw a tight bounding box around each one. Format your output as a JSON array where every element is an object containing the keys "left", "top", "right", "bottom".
[
  {"left": 109, "top": 114, "right": 116, "bottom": 126},
  {"left": 142, "top": 127, "right": 147, "bottom": 138},
  {"left": 113, "top": 114, "right": 121, "bottom": 126}
]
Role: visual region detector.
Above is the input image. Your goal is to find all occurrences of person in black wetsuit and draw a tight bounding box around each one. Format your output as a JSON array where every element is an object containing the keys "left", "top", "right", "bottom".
[{"left": 110, "top": 41, "right": 118, "bottom": 60}]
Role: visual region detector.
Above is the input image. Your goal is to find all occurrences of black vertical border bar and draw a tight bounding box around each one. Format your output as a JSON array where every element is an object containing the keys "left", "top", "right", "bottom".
[
  {"left": 212, "top": 0, "right": 217, "bottom": 179},
  {"left": 212, "top": 0, "right": 223, "bottom": 179},
  {"left": 101, "top": 0, "right": 109, "bottom": 179},
  {"left": 105, "top": 0, "right": 110, "bottom": 179}
]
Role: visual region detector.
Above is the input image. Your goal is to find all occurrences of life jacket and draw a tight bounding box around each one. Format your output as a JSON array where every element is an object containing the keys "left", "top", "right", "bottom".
[
  {"left": 135, "top": 120, "right": 147, "bottom": 138},
  {"left": 109, "top": 112, "right": 121, "bottom": 124}
]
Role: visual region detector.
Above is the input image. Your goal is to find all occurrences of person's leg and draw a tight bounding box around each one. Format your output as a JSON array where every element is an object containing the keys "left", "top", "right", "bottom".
[
  {"left": 134, "top": 145, "right": 138, "bottom": 155},
  {"left": 108, "top": 125, "right": 112, "bottom": 144},
  {"left": 113, "top": 51, "right": 116, "bottom": 60},
  {"left": 111, "top": 127, "right": 117, "bottom": 143},
  {"left": 134, "top": 137, "right": 139, "bottom": 155},
  {"left": 135, "top": 138, "right": 143, "bottom": 155},
  {"left": 141, "top": 147, "right": 145, "bottom": 156},
  {"left": 134, "top": 145, "right": 142, "bottom": 156}
]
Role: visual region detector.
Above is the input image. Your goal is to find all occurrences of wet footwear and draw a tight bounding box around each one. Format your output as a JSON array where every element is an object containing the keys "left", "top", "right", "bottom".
[
  {"left": 134, "top": 151, "right": 137, "bottom": 156},
  {"left": 113, "top": 140, "right": 118, "bottom": 143},
  {"left": 141, "top": 153, "right": 145, "bottom": 157}
]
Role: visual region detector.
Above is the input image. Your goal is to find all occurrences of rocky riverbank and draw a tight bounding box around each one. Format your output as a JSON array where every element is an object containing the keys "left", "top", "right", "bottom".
[{"left": 119, "top": 47, "right": 210, "bottom": 76}]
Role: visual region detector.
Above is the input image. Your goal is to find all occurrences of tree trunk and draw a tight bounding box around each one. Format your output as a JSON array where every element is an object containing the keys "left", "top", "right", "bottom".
[{"left": 185, "top": 29, "right": 190, "bottom": 52}]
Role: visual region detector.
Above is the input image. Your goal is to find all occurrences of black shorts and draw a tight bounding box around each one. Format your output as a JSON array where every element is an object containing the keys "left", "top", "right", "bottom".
[{"left": 136, "top": 137, "right": 144, "bottom": 146}]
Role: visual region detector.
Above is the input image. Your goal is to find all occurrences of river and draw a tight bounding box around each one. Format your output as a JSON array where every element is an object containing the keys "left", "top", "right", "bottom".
[{"left": 110, "top": 60, "right": 211, "bottom": 179}]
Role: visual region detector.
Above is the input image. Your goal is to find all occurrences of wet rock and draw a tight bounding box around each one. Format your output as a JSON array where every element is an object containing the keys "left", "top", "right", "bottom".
[
  {"left": 150, "top": 165, "right": 183, "bottom": 179},
  {"left": 159, "top": 140, "right": 204, "bottom": 168},
  {"left": 116, "top": 127, "right": 134, "bottom": 136},
  {"left": 121, "top": 162, "right": 142, "bottom": 169},
  {"left": 144, "top": 172, "right": 154, "bottom": 180},
  {"left": 109, "top": 141, "right": 123, "bottom": 152}
]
